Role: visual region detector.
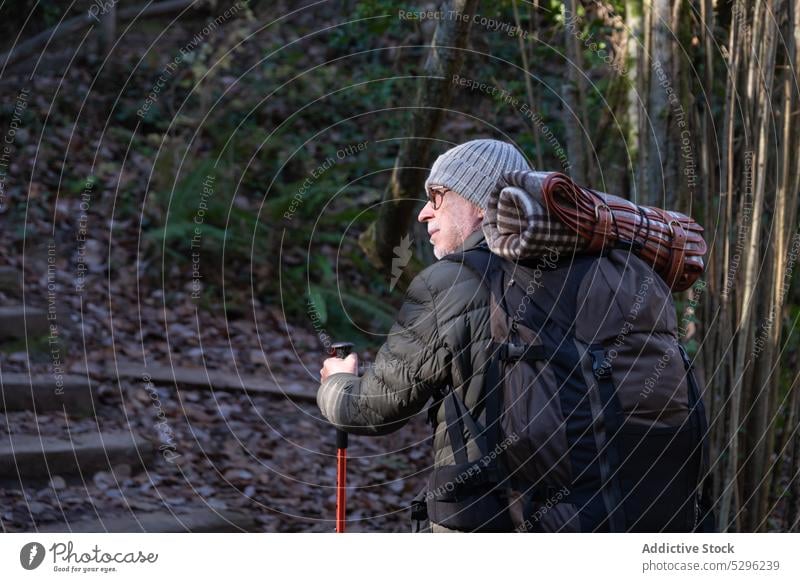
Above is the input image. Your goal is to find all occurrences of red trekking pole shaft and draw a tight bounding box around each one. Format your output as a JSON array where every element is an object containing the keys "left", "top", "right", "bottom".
[{"left": 331, "top": 341, "right": 353, "bottom": 533}]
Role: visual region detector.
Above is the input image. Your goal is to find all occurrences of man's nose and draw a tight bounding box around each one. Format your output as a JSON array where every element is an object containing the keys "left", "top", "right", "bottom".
[{"left": 418, "top": 201, "right": 434, "bottom": 223}]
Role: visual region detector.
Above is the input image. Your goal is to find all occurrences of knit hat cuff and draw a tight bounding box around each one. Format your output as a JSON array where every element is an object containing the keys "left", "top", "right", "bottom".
[{"left": 423, "top": 139, "right": 531, "bottom": 211}]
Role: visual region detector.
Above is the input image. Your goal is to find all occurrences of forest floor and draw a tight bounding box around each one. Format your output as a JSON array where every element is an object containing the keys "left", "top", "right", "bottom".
[{"left": 0, "top": 6, "right": 431, "bottom": 533}]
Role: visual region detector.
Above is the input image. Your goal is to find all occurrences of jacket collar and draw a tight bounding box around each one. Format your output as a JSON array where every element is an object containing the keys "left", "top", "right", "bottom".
[
  {"left": 462, "top": 228, "right": 487, "bottom": 251},
  {"left": 440, "top": 228, "right": 486, "bottom": 260}
]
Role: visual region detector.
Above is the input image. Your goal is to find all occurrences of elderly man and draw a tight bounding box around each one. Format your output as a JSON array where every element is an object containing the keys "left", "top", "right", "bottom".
[
  {"left": 317, "top": 137, "right": 716, "bottom": 535},
  {"left": 317, "top": 139, "right": 530, "bottom": 532}
]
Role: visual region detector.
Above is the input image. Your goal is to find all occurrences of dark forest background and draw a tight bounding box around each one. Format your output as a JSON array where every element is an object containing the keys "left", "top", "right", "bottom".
[{"left": 0, "top": 0, "right": 798, "bottom": 532}]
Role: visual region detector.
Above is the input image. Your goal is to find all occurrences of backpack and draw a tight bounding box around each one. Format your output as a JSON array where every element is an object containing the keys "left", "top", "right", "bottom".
[{"left": 420, "top": 242, "right": 714, "bottom": 532}]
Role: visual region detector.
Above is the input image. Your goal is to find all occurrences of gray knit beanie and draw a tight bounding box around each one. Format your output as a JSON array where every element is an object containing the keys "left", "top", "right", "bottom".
[{"left": 424, "top": 139, "right": 531, "bottom": 211}]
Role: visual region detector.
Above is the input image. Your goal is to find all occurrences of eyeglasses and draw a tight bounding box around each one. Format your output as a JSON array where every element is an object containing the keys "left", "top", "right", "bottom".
[{"left": 427, "top": 186, "right": 450, "bottom": 210}]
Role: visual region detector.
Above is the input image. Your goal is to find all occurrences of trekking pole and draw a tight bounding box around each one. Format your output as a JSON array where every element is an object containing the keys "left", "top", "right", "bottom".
[{"left": 330, "top": 341, "right": 353, "bottom": 533}]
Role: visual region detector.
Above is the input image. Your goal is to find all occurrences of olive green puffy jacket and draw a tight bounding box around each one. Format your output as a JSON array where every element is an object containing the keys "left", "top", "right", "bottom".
[{"left": 317, "top": 229, "right": 491, "bottom": 467}]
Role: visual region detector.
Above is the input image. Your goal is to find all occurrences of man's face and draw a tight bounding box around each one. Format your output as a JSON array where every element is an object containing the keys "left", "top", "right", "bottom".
[{"left": 417, "top": 187, "right": 484, "bottom": 259}]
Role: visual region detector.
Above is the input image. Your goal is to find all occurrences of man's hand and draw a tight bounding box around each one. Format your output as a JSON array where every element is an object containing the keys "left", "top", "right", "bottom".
[{"left": 320, "top": 353, "right": 358, "bottom": 383}]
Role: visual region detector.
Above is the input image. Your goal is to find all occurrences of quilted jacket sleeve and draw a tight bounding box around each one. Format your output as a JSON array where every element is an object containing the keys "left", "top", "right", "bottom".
[{"left": 317, "top": 265, "right": 451, "bottom": 436}]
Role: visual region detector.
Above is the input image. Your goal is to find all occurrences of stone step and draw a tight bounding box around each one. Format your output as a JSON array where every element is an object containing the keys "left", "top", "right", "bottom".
[
  {"left": 0, "top": 431, "right": 154, "bottom": 485},
  {"left": 113, "top": 363, "right": 317, "bottom": 403},
  {"left": 38, "top": 508, "right": 256, "bottom": 533},
  {"left": 1, "top": 372, "right": 97, "bottom": 416},
  {"left": 0, "top": 306, "right": 49, "bottom": 342}
]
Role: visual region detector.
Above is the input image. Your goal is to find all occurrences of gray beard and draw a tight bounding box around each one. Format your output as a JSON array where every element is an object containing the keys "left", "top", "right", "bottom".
[
  {"left": 433, "top": 240, "right": 461, "bottom": 260},
  {"left": 433, "top": 223, "right": 473, "bottom": 259}
]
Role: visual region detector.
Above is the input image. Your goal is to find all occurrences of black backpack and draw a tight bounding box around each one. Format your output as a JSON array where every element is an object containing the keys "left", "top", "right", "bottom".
[{"left": 419, "top": 243, "right": 714, "bottom": 532}]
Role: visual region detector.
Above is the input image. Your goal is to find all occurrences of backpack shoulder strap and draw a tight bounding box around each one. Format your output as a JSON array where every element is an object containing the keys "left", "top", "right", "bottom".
[
  {"left": 449, "top": 243, "right": 599, "bottom": 336},
  {"left": 443, "top": 243, "right": 505, "bottom": 294},
  {"left": 441, "top": 244, "right": 508, "bottom": 468}
]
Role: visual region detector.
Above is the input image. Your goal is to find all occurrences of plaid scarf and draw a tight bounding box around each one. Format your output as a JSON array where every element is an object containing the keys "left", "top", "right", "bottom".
[
  {"left": 483, "top": 170, "right": 588, "bottom": 260},
  {"left": 482, "top": 170, "right": 706, "bottom": 292}
]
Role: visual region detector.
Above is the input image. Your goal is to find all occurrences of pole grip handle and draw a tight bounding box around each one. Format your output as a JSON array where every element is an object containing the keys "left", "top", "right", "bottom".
[
  {"left": 330, "top": 342, "right": 353, "bottom": 533},
  {"left": 330, "top": 342, "right": 354, "bottom": 450},
  {"left": 331, "top": 341, "right": 354, "bottom": 360},
  {"left": 336, "top": 429, "right": 348, "bottom": 449}
]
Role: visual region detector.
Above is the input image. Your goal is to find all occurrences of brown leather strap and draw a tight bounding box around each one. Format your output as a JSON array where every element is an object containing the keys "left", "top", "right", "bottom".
[
  {"left": 539, "top": 172, "right": 706, "bottom": 291},
  {"left": 665, "top": 220, "right": 688, "bottom": 289},
  {"left": 587, "top": 200, "right": 613, "bottom": 253}
]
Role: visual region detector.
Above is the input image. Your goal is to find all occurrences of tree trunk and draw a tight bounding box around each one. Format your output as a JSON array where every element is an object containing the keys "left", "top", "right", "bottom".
[
  {"left": 625, "top": 0, "right": 643, "bottom": 201},
  {"left": 699, "top": 0, "right": 717, "bottom": 216},
  {"left": 707, "top": 0, "right": 746, "bottom": 519},
  {"left": 720, "top": 0, "right": 777, "bottom": 532},
  {"left": 639, "top": 0, "right": 653, "bottom": 205},
  {"left": 787, "top": 428, "right": 800, "bottom": 531},
  {"left": 771, "top": 370, "right": 800, "bottom": 530},
  {"left": 512, "top": 0, "right": 544, "bottom": 171},
  {"left": 757, "top": 0, "right": 800, "bottom": 529},
  {"left": 527, "top": 0, "right": 545, "bottom": 170},
  {"left": 98, "top": 4, "right": 117, "bottom": 60},
  {"left": 562, "top": 0, "right": 590, "bottom": 185},
  {"left": 646, "top": 0, "right": 678, "bottom": 208},
  {"left": 358, "top": 0, "right": 480, "bottom": 274}
]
